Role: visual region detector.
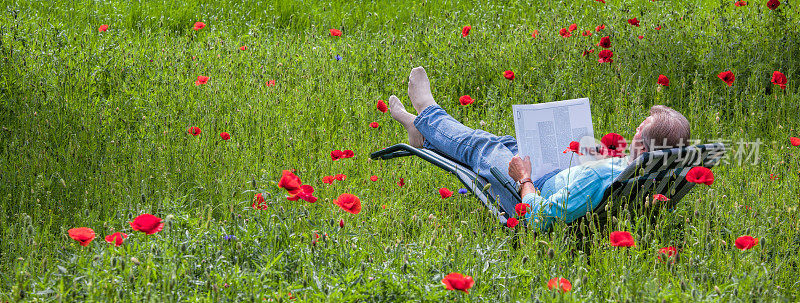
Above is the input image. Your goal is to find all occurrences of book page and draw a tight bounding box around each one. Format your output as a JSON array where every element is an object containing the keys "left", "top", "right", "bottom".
[{"left": 512, "top": 98, "right": 596, "bottom": 180}]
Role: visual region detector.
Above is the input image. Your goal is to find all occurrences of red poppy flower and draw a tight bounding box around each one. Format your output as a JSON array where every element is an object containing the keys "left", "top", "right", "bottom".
[
  {"left": 322, "top": 176, "right": 335, "bottom": 184},
  {"left": 329, "top": 28, "right": 342, "bottom": 36},
  {"left": 195, "top": 75, "right": 209, "bottom": 86},
  {"left": 568, "top": 23, "right": 577, "bottom": 32},
  {"left": 657, "top": 246, "right": 677, "bottom": 263},
  {"left": 334, "top": 174, "right": 347, "bottom": 181},
  {"left": 771, "top": 71, "right": 787, "bottom": 90},
  {"left": 531, "top": 30, "right": 539, "bottom": 38},
  {"left": 68, "top": 227, "right": 96, "bottom": 246},
  {"left": 342, "top": 150, "right": 355, "bottom": 158},
  {"left": 370, "top": 175, "right": 378, "bottom": 181},
  {"left": 462, "top": 26, "right": 471, "bottom": 37},
  {"left": 734, "top": 0, "right": 748, "bottom": 6},
  {"left": 266, "top": 79, "right": 276, "bottom": 87},
  {"left": 439, "top": 187, "right": 453, "bottom": 199},
  {"left": 187, "top": 126, "right": 202, "bottom": 136},
  {"left": 397, "top": 177, "right": 405, "bottom": 187},
  {"left": 582, "top": 49, "right": 595, "bottom": 57},
  {"left": 769, "top": 173, "right": 779, "bottom": 180},
  {"left": 598, "top": 50, "right": 614, "bottom": 63},
  {"left": 459, "top": 95, "right": 474, "bottom": 106},
  {"left": 278, "top": 170, "right": 303, "bottom": 195},
  {"left": 627, "top": 18, "right": 640, "bottom": 27},
  {"left": 506, "top": 217, "right": 519, "bottom": 228},
  {"left": 503, "top": 70, "right": 515, "bottom": 80},
  {"left": 685, "top": 166, "right": 714, "bottom": 185},
  {"left": 330, "top": 150, "right": 344, "bottom": 161},
  {"left": 595, "top": 0, "right": 606, "bottom": 3},
  {"left": 637, "top": 35, "right": 644, "bottom": 39},
  {"left": 98, "top": 24, "right": 109, "bottom": 32},
  {"left": 609, "top": 231, "right": 636, "bottom": 247},
  {"left": 595, "top": 24, "right": 606, "bottom": 32},
  {"left": 130, "top": 214, "right": 164, "bottom": 235},
  {"left": 735, "top": 235, "right": 759, "bottom": 250},
  {"left": 193, "top": 22, "right": 206, "bottom": 31},
  {"left": 252, "top": 193, "right": 268, "bottom": 209},
  {"left": 563, "top": 141, "right": 583, "bottom": 155},
  {"left": 287, "top": 184, "right": 318, "bottom": 203},
  {"left": 718, "top": 71, "right": 735, "bottom": 86},
  {"left": 239, "top": 45, "right": 247, "bottom": 51},
  {"left": 220, "top": 132, "right": 230, "bottom": 141},
  {"left": 369, "top": 122, "right": 380, "bottom": 128},
  {"left": 597, "top": 36, "right": 611, "bottom": 48},
  {"left": 790, "top": 137, "right": 800, "bottom": 146},
  {"left": 515, "top": 203, "right": 530, "bottom": 216},
  {"left": 547, "top": 277, "right": 573, "bottom": 292},
  {"left": 657, "top": 75, "right": 670, "bottom": 86},
  {"left": 559, "top": 28, "right": 572, "bottom": 37},
  {"left": 104, "top": 232, "right": 128, "bottom": 247},
  {"left": 653, "top": 194, "right": 671, "bottom": 202},
  {"left": 582, "top": 30, "right": 592, "bottom": 36},
  {"left": 334, "top": 193, "right": 361, "bottom": 214},
  {"left": 655, "top": 25, "right": 662, "bottom": 30},
  {"left": 441, "top": 273, "right": 475, "bottom": 293},
  {"left": 600, "top": 133, "right": 627, "bottom": 157},
  {"left": 767, "top": 0, "right": 780, "bottom": 9},
  {"left": 339, "top": 218, "right": 345, "bottom": 228},
  {"left": 376, "top": 99, "right": 388, "bottom": 113}
]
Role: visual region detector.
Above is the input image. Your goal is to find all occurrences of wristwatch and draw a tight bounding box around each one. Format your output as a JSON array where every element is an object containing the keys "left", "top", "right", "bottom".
[{"left": 516, "top": 177, "right": 533, "bottom": 189}]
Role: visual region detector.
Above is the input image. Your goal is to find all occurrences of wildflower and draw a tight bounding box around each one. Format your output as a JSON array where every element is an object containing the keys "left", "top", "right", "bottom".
[
  {"left": 655, "top": 25, "right": 662, "bottom": 30},
  {"left": 531, "top": 30, "right": 539, "bottom": 38},
  {"left": 503, "top": 70, "right": 515, "bottom": 80},
  {"left": 735, "top": 235, "right": 759, "bottom": 250},
  {"left": 68, "top": 227, "right": 96, "bottom": 246},
  {"left": 734, "top": 0, "right": 748, "bottom": 6},
  {"left": 339, "top": 219, "right": 345, "bottom": 228},
  {"left": 329, "top": 29, "right": 342, "bottom": 36},
  {"left": 195, "top": 75, "right": 209, "bottom": 86},
  {"left": 769, "top": 173, "right": 779, "bottom": 180},
  {"left": 582, "top": 30, "right": 592, "bottom": 36},
  {"left": 220, "top": 132, "right": 230, "bottom": 141},
  {"left": 252, "top": 193, "right": 268, "bottom": 209},
  {"left": 791, "top": 137, "right": 800, "bottom": 146},
  {"left": 563, "top": 141, "right": 583, "bottom": 155},
  {"left": 653, "top": 194, "right": 670, "bottom": 202},
  {"left": 609, "top": 231, "right": 636, "bottom": 247},
  {"left": 376, "top": 100, "right": 388, "bottom": 113},
  {"left": 188, "top": 127, "right": 202, "bottom": 136},
  {"left": 104, "top": 232, "right": 128, "bottom": 247},
  {"left": 441, "top": 273, "right": 475, "bottom": 293},
  {"left": 287, "top": 185, "right": 317, "bottom": 203},
  {"left": 559, "top": 28, "right": 572, "bottom": 37},
  {"left": 627, "top": 18, "right": 640, "bottom": 27},
  {"left": 767, "top": 0, "right": 780, "bottom": 9},
  {"left": 223, "top": 235, "right": 237, "bottom": 241},
  {"left": 771, "top": 71, "right": 787, "bottom": 90},
  {"left": 130, "top": 214, "right": 164, "bottom": 235},
  {"left": 547, "top": 277, "right": 573, "bottom": 292},
  {"left": 657, "top": 246, "right": 677, "bottom": 263},
  {"left": 657, "top": 75, "right": 670, "bottom": 86},
  {"left": 330, "top": 150, "right": 344, "bottom": 161},
  {"left": 397, "top": 178, "right": 405, "bottom": 187},
  {"left": 595, "top": 24, "right": 605, "bottom": 32},
  {"left": 595, "top": 0, "right": 606, "bottom": 3},
  {"left": 322, "top": 176, "right": 335, "bottom": 184},
  {"left": 718, "top": 71, "right": 735, "bottom": 86},
  {"left": 598, "top": 50, "right": 614, "bottom": 63},
  {"left": 458, "top": 188, "right": 469, "bottom": 194},
  {"left": 98, "top": 25, "right": 109, "bottom": 32},
  {"left": 685, "top": 167, "right": 714, "bottom": 185},
  {"left": 439, "top": 187, "right": 453, "bottom": 199},
  {"left": 334, "top": 174, "right": 347, "bottom": 181},
  {"left": 333, "top": 193, "right": 362, "bottom": 214},
  {"left": 638, "top": 35, "right": 644, "bottom": 39},
  {"left": 342, "top": 150, "right": 355, "bottom": 158},
  {"left": 597, "top": 36, "right": 611, "bottom": 48},
  {"left": 370, "top": 175, "right": 378, "bottom": 181},
  {"left": 506, "top": 217, "right": 519, "bottom": 227},
  {"left": 335, "top": 54, "right": 342, "bottom": 61},
  {"left": 193, "top": 22, "right": 206, "bottom": 31},
  {"left": 600, "top": 133, "right": 627, "bottom": 157},
  {"left": 515, "top": 203, "right": 530, "bottom": 216},
  {"left": 278, "top": 170, "right": 303, "bottom": 195},
  {"left": 459, "top": 95, "right": 474, "bottom": 106},
  {"left": 239, "top": 45, "right": 247, "bottom": 51},
  {"left": 266, "top": 80, "right": 276, "bottom": 87},
  {"left": 582, "top": 49, "right": 595, "bottom": 57},
  {"left": 568, "top": 23, "right": 577, "bottom": 32},
  {"left": 461, "top": 26, "right": 471, "bottom": 37},
  {"left": 369, "top": 122, "right": 379, "bottom": 128}
]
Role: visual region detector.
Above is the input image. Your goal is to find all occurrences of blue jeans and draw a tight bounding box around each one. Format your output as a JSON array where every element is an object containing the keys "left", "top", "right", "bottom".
[{"left": 413, "top": 105, "right": 557, "bottom": 215}]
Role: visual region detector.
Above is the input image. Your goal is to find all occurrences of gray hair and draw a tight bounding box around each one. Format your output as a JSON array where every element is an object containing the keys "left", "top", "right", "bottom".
[{"left": 641, "top": 105, "right": 691, "bottom": 151}]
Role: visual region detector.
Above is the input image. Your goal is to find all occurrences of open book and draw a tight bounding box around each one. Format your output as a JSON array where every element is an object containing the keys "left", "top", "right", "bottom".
[{"left": 512, "top": 98, "right": 598, "bottom": 180}]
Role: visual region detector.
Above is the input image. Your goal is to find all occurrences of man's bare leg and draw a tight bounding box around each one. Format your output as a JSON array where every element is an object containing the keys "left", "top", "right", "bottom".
[
  {"left": 388, "top": 95, "right": 424, "bottom": 148},
  {"left": 407, "top": 66, "right": 437, "bottom": 114}
]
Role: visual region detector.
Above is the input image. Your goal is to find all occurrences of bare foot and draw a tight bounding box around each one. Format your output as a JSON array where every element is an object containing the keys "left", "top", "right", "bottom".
[
  {"left": 407, "top": 66, "right": 437, "bottom": 114},
  {"left": 388, "top": 95, "right": 424, "bottom": 147}
]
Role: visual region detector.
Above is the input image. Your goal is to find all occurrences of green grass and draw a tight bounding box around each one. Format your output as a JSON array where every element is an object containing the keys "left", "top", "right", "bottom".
[{"left": 1, "top": 0, "right": 800, "bottom": 301}]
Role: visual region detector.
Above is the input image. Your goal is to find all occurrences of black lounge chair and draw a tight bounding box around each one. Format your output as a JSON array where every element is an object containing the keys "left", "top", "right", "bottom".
[{"left": 369, "top": 143, "right": 727, "bottom": 233}]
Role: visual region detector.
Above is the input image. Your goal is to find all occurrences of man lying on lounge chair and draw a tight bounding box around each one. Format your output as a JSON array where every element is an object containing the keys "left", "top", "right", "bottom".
[{"left": 388, "top": 66, "right": 692, "bottom": 231}]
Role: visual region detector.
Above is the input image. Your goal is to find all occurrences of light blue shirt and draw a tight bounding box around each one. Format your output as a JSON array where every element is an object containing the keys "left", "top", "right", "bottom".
[{"left": 522, "top": 157, "right": 629, "bottom": 231}]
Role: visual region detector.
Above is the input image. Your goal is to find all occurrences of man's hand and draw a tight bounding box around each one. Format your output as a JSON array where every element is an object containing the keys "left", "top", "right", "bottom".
[{"left": 508, "top": 155, "right": 532, "bottom": 182}]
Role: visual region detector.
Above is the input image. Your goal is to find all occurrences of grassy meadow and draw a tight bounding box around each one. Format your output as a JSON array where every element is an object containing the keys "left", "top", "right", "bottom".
[{"left": 1, "top": 0, "right": 800, "bottom": 301}]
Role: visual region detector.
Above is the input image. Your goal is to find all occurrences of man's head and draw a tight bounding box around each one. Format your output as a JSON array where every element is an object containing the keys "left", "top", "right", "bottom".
[{"left": 630, "top": 105, "right": 691, "bottom": 158}]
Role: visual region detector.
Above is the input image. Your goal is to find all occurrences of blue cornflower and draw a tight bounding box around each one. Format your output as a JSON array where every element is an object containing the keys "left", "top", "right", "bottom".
[
  {"left": 458, "top": 188, "right": 469, "bottom": 195},
  {"left": 335, "top": 55, "right": 342, "bottom": 61},
  {"left": 223, "top": 235, "right": 237, "bottom": 241}
]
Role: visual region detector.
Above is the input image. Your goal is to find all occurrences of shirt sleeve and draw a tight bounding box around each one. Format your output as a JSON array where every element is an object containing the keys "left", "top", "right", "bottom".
[{"left": 521, "top": 168, "right": 607, "bottom": 232}]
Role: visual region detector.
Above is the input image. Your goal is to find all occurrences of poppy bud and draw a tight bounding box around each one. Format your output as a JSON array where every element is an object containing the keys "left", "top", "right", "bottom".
[
  {"left": 482, "top": 183, "right": 492, "bottom": 192},
  {"left": 457, "top": 234, "right": 463, "bottom": 244},
  {"left": 131, "top": 257, "right": 141, "bottom": 266},
  {"left": 714, "top": 285, "right": 721, "bottom": 295},
  {"left": 339, "top": 219, "right": 345, "bottom": 228},
  {"left": 680, "top": 280, "right": 686, "bottom": 291},
  {"left": 236, "top": 242, "right": 242, "bottom": 250},
  {"left": 547, "top": 248, "right": 554, "bottom": 259},
  {"left": 522, "top": 256, "right": 528, "bottom": 265}
]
